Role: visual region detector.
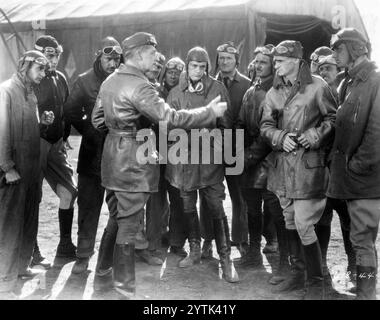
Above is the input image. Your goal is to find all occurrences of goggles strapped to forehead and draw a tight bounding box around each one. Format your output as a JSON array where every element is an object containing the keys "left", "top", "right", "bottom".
[
  {"left": 24, "top": 56, "right": 48, "bottom": 66},
  {"left": 254, "top": 46, "right": 272, "bottom": 56},
  {"left": 35, "top": 44, "right": 63, "bottom": 55},
  {"left": 217, "top": 44, "right": 239, "bottom": 54},
  {"left": 166, "top": 61, "right": 184, "bottom": 71},
  {"left": 102, "top": 45, "right": 122, "bottom": 55},
  {"left": 310, "top": 52, "right": 329, "bottom": 63},
  {"left": 272, "top": 45, "right": 294, "bottom": 55}
]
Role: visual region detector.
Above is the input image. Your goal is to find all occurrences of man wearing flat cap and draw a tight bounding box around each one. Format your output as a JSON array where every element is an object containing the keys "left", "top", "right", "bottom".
[
  {"left": 0, "top": 51, "right": 54, "bottom": 298},
  {"left": 328, "top": 28, "right": 380, "bottom": 300},
  {"left": 260, "top": 40, "right": 337, "bottom": 299},
  {"left": 64, "top": 36, "right": 123, "bottom": 274},
  {"left": 91, "top": 32, "right": 227, "bottom": 297},
  {"left": 33, "top": 35, "right": 78, "bottom": 267}
]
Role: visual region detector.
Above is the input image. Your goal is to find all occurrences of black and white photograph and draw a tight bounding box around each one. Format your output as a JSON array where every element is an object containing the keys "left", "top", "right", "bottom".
[{"left": 0, "top": 0, "right": 379, "bottom": 306}]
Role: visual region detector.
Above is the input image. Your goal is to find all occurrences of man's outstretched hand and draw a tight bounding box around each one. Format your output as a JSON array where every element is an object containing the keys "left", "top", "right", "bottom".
[{"left": 208, "top": 95, "right": 227, "bottom": 118}]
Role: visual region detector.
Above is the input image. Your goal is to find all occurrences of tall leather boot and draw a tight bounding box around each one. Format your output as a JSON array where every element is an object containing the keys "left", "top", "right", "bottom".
[
  {"left": 341, "top": 229, "right": 356, "bottom": 273},
  {"left": 113, "top": 243, "right": 135, "bottom": 298},
  {"left": 272, "top": 229, "right": 305, "bottom": 293},
  {"left": 356, "top": 266, "right": 377, "bottom": 300},
  {"left": 234, "top": 213, "right": 262, "bottom": 267},
  {"left": 303, "top": 241, "right": 325, "bottom": 300},
  {"left": 56, "top": 208, "right": 76, "bottom": 258},
  {"left": 269, "top": 220, "right": 290, "bottom": 285},
  {"left": 315, "top": 224, "right": 331, "bottom": 277},
  {"left": 214, "top": 218, "right": 239, "bottom": 283},
  {"left": 94, "top": 229, "right": 117, "bottom": 291},
  {"left": 223, "top": 216, "right": 231, "bottom": 255}
]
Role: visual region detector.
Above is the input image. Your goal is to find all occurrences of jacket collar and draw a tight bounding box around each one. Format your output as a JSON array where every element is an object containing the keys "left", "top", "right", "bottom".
[
  {"left": 273, "top": 60, "right": 313, "bottom": 93},
  {"left": 348, "top": 60, "right": 377, "bottom": 83},
  {"left": 254, "top": 75, "right": 274, "bottom": 92},
  {"left": 117, "top": 63, "right": 148, "bottom": 81},
  {"left": 12, "top": 73, "right": 33, "bottom": 97}
]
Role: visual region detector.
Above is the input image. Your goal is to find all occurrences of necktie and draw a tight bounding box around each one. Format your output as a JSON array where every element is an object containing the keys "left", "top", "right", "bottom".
[{"left": 223, "top": 77, "right": 231, "bottom": 89}]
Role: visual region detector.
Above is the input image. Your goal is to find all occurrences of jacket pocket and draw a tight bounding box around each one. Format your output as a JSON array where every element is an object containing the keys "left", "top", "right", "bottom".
[{"left": 303, "top": 151, "right": 326, "bottom": 169}]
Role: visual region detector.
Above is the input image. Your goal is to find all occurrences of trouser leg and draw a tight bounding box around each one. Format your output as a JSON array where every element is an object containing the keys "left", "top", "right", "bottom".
[
  {"left": 347, "top": 198, "right": 380, "bottom": 300},
  {"left": 146, "top": 172, "right": 169, "bottom": 251},
  {"left": 226, "top": 175, "right": 248, "bottom": 244},
  {"left": 199, "top": 191, "right": 214, "bottom": 241},
  {"left": 0, "top": 185, "right": 26, "bottom": 292},
  {"left": 76, "top": 174, "right": 105, "bottom": 258},
  {"left": 112, "top": 191, "right": 150, "bottom": 297},
  {"left": 168, "top": 184, "right": 187, "bottom": 248},
  {"left": 332, "top": 198, "right": 356, "bottom": 271},
  {"left": 18, "top": 183, "right": 40, "bottom": 274}
]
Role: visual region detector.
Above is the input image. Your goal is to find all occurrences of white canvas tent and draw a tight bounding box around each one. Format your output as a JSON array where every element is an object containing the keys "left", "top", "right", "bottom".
[{"left": 0, "top": 0, "right": 369, "bottom": 84}]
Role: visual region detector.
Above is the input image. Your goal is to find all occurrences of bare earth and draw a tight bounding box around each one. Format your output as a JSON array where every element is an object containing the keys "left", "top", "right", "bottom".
[{"left": 13, "top": 136, "right": 380, "bottom": 300}]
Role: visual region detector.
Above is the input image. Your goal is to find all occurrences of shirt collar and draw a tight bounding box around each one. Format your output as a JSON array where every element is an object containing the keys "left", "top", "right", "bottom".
[{"left": 217, "top": 69, "right": 239, "bottom": 82}]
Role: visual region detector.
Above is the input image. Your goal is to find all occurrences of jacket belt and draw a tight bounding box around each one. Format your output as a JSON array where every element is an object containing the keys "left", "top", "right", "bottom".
[{"left": 108, "top": 127, "right": 154, "bottom": 137}]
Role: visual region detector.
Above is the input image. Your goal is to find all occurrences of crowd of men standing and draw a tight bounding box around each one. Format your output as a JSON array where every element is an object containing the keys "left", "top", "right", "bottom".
[{"left": 0, "top": 26, "right": 379, "bottom": 301}]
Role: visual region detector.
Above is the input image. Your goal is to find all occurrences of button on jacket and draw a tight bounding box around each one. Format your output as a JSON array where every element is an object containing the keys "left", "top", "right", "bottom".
[{"left": 260, "top": 62, "right": 337, "bottom": 199}]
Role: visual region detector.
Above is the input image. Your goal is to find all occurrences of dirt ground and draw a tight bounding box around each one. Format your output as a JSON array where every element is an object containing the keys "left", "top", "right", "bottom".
[{"left": 13, "top": 136, "right": 380, "bottom": 300}]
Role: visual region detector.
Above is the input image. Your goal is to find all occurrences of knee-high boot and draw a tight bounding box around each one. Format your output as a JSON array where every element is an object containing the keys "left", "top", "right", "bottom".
[
  {"left": 303, "top": 241, "right": 325, "bottom": 300},
  {"left": 272, "top": 229, "right": 305, "bottom": 292},
  {"left": 113, "top": 243, "right": 135, "bottom": 297},
  {"left": 94, "top": 228, "right": 117, "bottom": 291},
  {"left": 214, "top": 218, "right": 239, "bottom": 283},
  {"left": 269, "top": 219, "right": 290, "bottom": 284},
  {"left": 356, "top": 266, "right": 377, "bottom": 300}
]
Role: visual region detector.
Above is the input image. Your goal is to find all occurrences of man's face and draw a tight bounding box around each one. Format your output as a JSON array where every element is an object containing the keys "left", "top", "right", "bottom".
[
  {"left": 273, "top": 56, "right": 298, "bottom": 77},
  {"left": 218, "top": 52, "right": 236, "bottom": 74},
  {"left": 333, "top": 43, "right": 350, "bottom": 68},
  {"left": 27, "top": 62, "right": 46, "bottom": 84},
  {"left": 100, "top": 54, "right": 121, "bottom": 75},
  {"left": 318, "top": 64, "right": 339, "bottom": 86},
  {"left": 188, "top": 61, "right": 207, "bottom": 82},
  {"left": 253, "top": 53, "right": 272, "bottom": 78},
  {"left": 165, "top": 69, "right": 181, "bottom": 88},
  {"left": 139, "top": 46, "right": 158, "bottom": 73},
  {"left": 44, "top": 52, "right": 60, "bottom": 71}
]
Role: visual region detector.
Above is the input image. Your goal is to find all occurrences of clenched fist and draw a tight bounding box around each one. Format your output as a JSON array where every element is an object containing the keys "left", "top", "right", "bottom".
[
  {"left": 207, "top": 95, "right": 227, "bottom": 118},
  {"left": 41, "top": 111, "right": 55, "bottom": 125}
]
